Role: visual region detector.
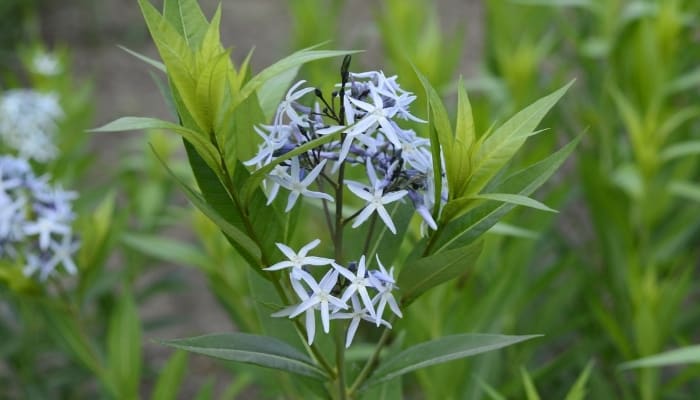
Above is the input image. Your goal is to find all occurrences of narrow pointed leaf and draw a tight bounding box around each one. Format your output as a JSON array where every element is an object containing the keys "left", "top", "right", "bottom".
[
  {"left": 563, "top": 361, "right": 594, "bottom": 400},
  {"left": 452, "top": 77, "right": 475, "bottom": 197},
  {"left": 91, "top": 117, "right": 220, "bottom": 175},
  {"left": 468, "top": 81, "right": 573, "bottom": 197},
  {"left": 520, "top": 367, "right": 541, "bottom": 400},
  {"left": 163, "top": 0, "right": 208, "bottom": 48},
  {"left": 398, "top": 240, "right": 483, "bottom": 305},
  {"left": 118, "top": 45, "right": 166, "bottom": 72},
  {"left": 152, "top": 147, "right": 262, "bottom": 265},
  {"left": 232, "top": 47, "right": 361, "bottom": 111},
  {"left": 363, "top": 334, "right": 541, "bottom": 389},
  {"left": 107, "top": 294, "right": 142, "bottom": 399},
  {"left": 160, "top": 333, "right": 329, "bottom": 380},
  {"left": 432, "top": 137, "right": 579, "bottom": 253},
  {"left": 473, "top": 193, "right": 557, "bottom": 213},
  {"left": 620, "top": 345, "right": 700, "bottom": 370},
  {"left": 241, "top": 126, "right": 344, "bottom": 204},
  {"left": 151, "top": 351, "right": 189, "bottom": 400}
]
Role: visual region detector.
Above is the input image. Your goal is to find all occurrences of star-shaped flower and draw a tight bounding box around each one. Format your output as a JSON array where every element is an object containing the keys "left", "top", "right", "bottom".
[
  {"left": 264, "top": 238, "right": 334, "bottom": 280},
  {"left": 346, "top": 161, "right": 407, "bottom": 234},
  {"left": 274, "top": 80, "right": 315, "bottom": 127},
  {"left": 272, "top": 275, "right": 317, "bottom": 345},
  {"left": 23, "top": 213, "right": 71, "bottom": 250},
  {"left": 333, "top": 256, "right": 376, "bottom": 318},
  {"left": 273, "top": 158, "right": 333, "bottom": 212},
  {"left": 330, "top": 295, "right": 392, "bottom": 348},
  {"left": 369, "top": 257, "right": 402, "bottom": 326},
  {"left": 289, "top": 269, "right": 348, "bottom": 334}
]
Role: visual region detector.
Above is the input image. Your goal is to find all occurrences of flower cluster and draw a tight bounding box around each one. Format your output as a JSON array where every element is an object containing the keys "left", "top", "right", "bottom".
[
  {"left": 31, "top": 51, "right": 62, "bottom": 76},
  {"left": 267, "top": 239, "right": 401, "bottom": 347},
  {"left": 246, "top": 69, "right": 447, "bottom": 233},
  {"left": 0, "top": 156, "right": 80, "bottom": 281},
  {"left": 0, "top": 89, "right": 63, "bottom": 162}
]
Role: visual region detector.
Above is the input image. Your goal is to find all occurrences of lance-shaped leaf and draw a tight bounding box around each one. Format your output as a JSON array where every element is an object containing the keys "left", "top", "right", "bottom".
[
  {"left": 430, "top": 136, "right": 579, "bottom": 254},
  {"left": 138, "top": 0, "right": 206, "bottom": 132},
  {"left": 466, "top": 81, "right": 573, "bottom": 198},
  {"left": 231, "top": 45, "right": 361, "bottom": 112},
  {"left": 241, "top": 126, "right": 345, "bottom": 205},
  {"left": 162, "top": 0, "right": 208, "bottom": 48},
  {"left": 118, "top": 45, "right": 166, "bottom": 72},
  {"left": 362, "top": 334, "right": 541, "bottom": 390},
  {"left": 619, "top": 345, "right": 700, "bottom": 370},
  {"left": 472, "top": 193, "right": 557, "bottom": 213},
  {"left": 107, "top": 294, "right": 142, "bottom": 399},
  {"left": 413, "top": 66, "right": 450, "bottom": 213},
  {"left": 151, "top": 146, "right": 262, "bottom": 266},
  {"left": 451, "top": 77, "right": 476, "bottom": 197},
  {"left": 160, "top": 333, "right": 329, "bottom": 381},
  {"left": 91, "top": 117, "right": 221, "bottom": 176},
  {"left": 398, "top": 240, "right": 483, "bottom": 305},
  {"left": 151, "top": 351, "right": 189, "bottom": 400}
]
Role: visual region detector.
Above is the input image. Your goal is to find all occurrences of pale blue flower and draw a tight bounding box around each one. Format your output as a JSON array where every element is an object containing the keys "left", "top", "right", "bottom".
[
  {"left": 333, "top": 255, "right": 376, "bottom": 318},
  {"left": 289, "top": 269, "right": 347, "bottom": 334},
  {"left": 264, "top": 238, "right": 334, "bottom": 280},
  {"left": 346, "top": 161, "right": 407, "bottom": 234},
  {"left": 273, "top": 158, "right": 333, "bottom": 212}
]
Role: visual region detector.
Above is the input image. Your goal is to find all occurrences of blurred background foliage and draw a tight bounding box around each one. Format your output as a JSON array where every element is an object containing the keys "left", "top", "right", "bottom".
[{"left": 1, "top": 0, "right": 700, "bottom": 399}]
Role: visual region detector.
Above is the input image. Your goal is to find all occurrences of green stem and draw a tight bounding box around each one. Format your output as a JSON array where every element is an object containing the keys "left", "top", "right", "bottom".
[
  {"left": 335, "top": 326, "right": 348, "bottom": 400},
  {"left": 208, "top": 137, "right": 336, "bottom": 377},
  {"left": 362, "top": 213, "right": 378, "bottom": 256},
  {"left": 348, "top": 317, "right": 395, "bottom": 395},
  {"left": 334, "top": 133, "right": 347, "bottom": 263}
]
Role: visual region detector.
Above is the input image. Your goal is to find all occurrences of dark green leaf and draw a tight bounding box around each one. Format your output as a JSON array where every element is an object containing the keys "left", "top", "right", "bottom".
[
  {"left": 107, "top": 294, "right": 142, "bottom": 399},
  {"left": 151, "top": 351, "right": 189, "bottom": 400},
  {"left": 431, "top": 136, "right": 579, "bottom": 254},
  {"left": 620, "top": 345, "right": 700, "bottom": 370},
  {"left": 160, "top": 333, "right": 328, "bottom": 380},
  {"left": 363, "top": 334, "right": 541, "bottom": 389},
  {"left": 121, "top": 233, "right": 208, "bottom": 268},
  {"left": 398, "top": 240, "right": 483, "bottom": 305}
]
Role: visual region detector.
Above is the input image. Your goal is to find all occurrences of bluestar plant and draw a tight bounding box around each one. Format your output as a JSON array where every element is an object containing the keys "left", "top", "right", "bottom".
[
  {"left": 244, "top": 59, "right": 448, "bottom": 347},
  {"left": 0, "top": 89, "right": 64, "bottom": 162},
  {"left": 0, "top": 155, "right": 79, "bottom": 281},
  {"left": 98, "top": 2, "right": 575, "bottom": 397}
]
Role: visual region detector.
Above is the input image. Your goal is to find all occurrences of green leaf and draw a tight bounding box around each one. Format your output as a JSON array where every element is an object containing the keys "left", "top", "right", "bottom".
[
  {"left": 363, "top": 334, "right": 541, "bottom": 389},
  {"left": 162, "top": 0, "right": 208, "bottom": 49},
  {"left": 413, "top": 66, "right": 449, "bottom": 211},
  {"left": 231, "top": 46, "right": 361, "bottom": 112},
  {"left": 258, "top": 66, "right": 301, "bottom": 121},
  {"left": 107, "top": 294, "right": 142, "bottom": 399},
  {"left": 121, "top": 233, "right": 208, "bottom": 268},
  {"left": 619, "top": 345, "right": 700, "bottom": 370},
  {"left": 118, "top": 45, "right": 166, "bottom": 72},
  {"left": 160, "top": 333, "right": 329, "bottom": 380},
  {"left": 451, "top": 77, "right": 476, "bottom": 197},
  {"left": 660, "top": 140, "right": 700, "bottom": 162},
  {"left": 91, "top": 117, "right": 221, "bottom": 176},
  {"left": 44, "top": 309, "right": 105, "bottom": 381},
  {"left": 151, "top": 351, "right": 189, "bottom": 400},
  {"left": 241, "top": 126, "right": 344, "bottom": 205},
  {"left": 431, "top": 136, "right": 579, "bottom": 254},
  {"left": 487, "top": 222, "right": 538, "bottom": 239},
  {"left": 467, "top": 81, "right": 573, "bottom": 197},
  {"left": 398, "top": 240, "right": 483, "bottom": 305},
  {"left": 564, "top": 361, "right": 594, "bottom": 400},
  {"left": 138, "top": 0, "right": 206, "bottom": 131},
  {"left": 669, "top": 181, "right": 700, "bottom": 202},
  {"left": 520, "top": 367, "right": 541, "bottom": 400},
  {"left": 153, "top": 147, "right": 262, "bottom": 265},
  {"left": 473, "top": 193, "right": 557, "bottom": 213}
]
